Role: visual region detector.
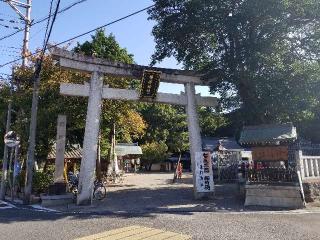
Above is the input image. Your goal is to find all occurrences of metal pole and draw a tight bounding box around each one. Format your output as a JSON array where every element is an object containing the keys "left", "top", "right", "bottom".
[
  {"left": 0, "top": 101, "right": 12, "bottom": 200},
  {"left": 0, "top": 69, "right": 14, "bottom": 200},
  {"left": 24, "top": 62, "right": 41, "bottom": 204},
  {"left": 12, "top": 144, "right": 20, "bottom": 201},
  {"left": 22, "top": 0, "right": 32, "bottom": 66},
  {"left": 8, "top": 147, "right": 15, "bottom": 201}
]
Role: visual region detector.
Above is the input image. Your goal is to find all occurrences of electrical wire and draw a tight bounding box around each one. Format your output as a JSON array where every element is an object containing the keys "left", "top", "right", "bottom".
[
  {"left": 35, "top": 0, "right": 61, "bottom": 77},
  {"left": 0, "top": 22, "right": 23, "bottom": 30},
  {"left": 42, "top": 0, "right": 55, "bottom": 49},
  {"left": 0, "top": 48, "right": 20, "bottom": 53},
  {"left": 0, "top": 44, "right": 21, "bottom": 50},
  {"left": 0, "top": 17, "right": 24, "bottom": 24},
  {"left": 0, "top": 0, "right": 90, "bottom": 42},
  {"left": 0, "top": 72, "right": 10, "bottom": 76},
  {"left": 0, "top": 4, "right": 155, "bottom": 69},
  {"left": 29, "top": 25, "right": 46, "bottom": 40},
  {"left": 0, "top": 12, "right": 22, "bottom": 19}
]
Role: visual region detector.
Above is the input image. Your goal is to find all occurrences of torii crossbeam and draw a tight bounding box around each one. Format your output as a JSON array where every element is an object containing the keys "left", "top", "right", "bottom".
[{"left": 50, "top": 47, "right": 218, "bottom": 205}]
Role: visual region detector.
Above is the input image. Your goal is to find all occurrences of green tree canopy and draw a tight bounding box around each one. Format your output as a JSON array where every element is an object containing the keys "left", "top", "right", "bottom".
[
  {"left": 138, "top": 103, "right": 227, "bottom": 153},
  {"left": 3, "top": 29, "right": 146, "bottom": 163},
  {"left": 141, "top": 141, "right": 168, "bottom": 171},
  {"left": 148, "top": 0, "right": 320, "bottom": 137}
]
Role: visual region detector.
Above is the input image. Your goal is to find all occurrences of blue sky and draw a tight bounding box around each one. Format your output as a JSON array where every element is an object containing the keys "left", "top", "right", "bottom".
[{"left": 0, "top": 0, "right": 211, "bottom": 95}]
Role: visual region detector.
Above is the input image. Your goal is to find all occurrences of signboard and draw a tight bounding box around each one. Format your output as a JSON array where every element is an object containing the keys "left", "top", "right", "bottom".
[
  {"left": 195, "top": 152, "right": 214, "bottom": 193},
  {"left": 140, "top": 70, "right": 161, "bottom": 99},
  {"left": 252, "top": 146, "right": 288, "bottom": 161},
  {"left": 4, "top": 131, "right": 19, "bottom": 148}
]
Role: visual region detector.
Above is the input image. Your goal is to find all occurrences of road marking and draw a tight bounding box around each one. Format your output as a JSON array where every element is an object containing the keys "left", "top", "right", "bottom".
[
  {"left": 74, "top": 225, "right": 191, "bottom": 240},
  {"left": 30, "top": 204, "right": 60, "bottom": 213},
  {"left": 0, "top": 200, "right": 16, "bottom": 209}
]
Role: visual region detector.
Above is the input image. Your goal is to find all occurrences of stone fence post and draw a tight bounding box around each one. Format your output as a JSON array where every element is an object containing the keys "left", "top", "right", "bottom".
[{"left": 295, "top": 150, "right": 305, "bottom": 179}]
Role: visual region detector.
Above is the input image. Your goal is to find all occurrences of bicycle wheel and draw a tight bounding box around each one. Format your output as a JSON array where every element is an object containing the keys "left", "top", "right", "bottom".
[{"left": 93, "top": 185, "right": 106, "bottom": 200}]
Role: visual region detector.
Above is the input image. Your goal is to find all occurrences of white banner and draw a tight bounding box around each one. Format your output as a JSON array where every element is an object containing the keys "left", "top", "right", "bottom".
[{"left": 195, "top": 152, "right": 214, "bottom": 192}]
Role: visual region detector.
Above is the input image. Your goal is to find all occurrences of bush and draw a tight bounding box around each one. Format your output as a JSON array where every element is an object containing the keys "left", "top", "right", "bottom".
[
  {"left": 141, "top": 142, "right": 168, "bottom": 171},
  {"left": 32, "top": 171, "right": 54, "bottom": 194}
]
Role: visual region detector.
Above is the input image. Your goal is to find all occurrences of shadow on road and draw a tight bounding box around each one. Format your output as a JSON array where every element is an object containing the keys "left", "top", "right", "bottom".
[{"left": 0, "top": 177, "right": 245, "bottom": 224}]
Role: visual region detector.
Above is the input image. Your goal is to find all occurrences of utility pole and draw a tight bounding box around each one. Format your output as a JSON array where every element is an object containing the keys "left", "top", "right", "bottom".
[
  {"left": 24, "top": 60, "right": 41, "bottom": 204},
  {"left": 4, "top": 0, "right": 32, "bottom": 66},
  {"left": 0, "top": 71, "right": 13, "bottom": 200}
]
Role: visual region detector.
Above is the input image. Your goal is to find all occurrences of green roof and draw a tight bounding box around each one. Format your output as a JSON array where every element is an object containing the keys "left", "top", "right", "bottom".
[
  {"left": 239, "top": 123, "right": 297, "bottom": 146},
  {"left": 115, "top": 144, "right": 142, "bottom": 156}
]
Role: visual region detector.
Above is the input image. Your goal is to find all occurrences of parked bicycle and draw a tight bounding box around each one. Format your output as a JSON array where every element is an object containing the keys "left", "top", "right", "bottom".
[{"left": 67, "top": 172, "right": 107, "bottom": 200}]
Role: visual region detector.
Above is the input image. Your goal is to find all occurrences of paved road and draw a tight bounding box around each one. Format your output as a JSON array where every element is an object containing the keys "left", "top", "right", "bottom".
[
  {"left": 1, "top": 205, "right": 320, "bottom": 240},
  {"left": 1, "top": 173, "right": 320, "bottom": 240}
]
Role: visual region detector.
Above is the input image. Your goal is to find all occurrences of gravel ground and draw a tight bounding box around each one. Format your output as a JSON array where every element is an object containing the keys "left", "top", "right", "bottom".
[{"left": 53, "top": 173, "right": 245, "bottom": 213}]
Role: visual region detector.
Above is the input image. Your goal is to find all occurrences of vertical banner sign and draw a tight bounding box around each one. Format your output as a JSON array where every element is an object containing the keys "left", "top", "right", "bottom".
[{"left": 195, "top": 152, "right": 214, "bottom": 192}]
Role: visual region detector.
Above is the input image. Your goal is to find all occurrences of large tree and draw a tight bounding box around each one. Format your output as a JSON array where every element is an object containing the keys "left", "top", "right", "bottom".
[
  {"left": 138, "top": 103, "right": 226, "bottom": 154},
  {"left": 3, "top": 30, "right": 146, "bottom": 165},
  {"left": 148, "top": 0, "right": 320, "bottom": 133},
  {"left": 74, "top": 30, "right": 146, "bottom": 160}
]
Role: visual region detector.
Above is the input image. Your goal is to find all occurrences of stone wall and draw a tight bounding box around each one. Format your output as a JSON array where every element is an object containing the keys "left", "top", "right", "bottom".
[
  {"left": 303, "top": 180, "right": 320, "bottom": 202},
  {"left": 245, "top": 184, "right": 304, "bottom": 209}
]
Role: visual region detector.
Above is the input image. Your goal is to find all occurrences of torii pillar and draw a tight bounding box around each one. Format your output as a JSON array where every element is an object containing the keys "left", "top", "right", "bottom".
[
  {"left": 77, "top": 72, "right": 103, "bottom": 205},
  {"left": 185, "top": 83, "right": 206, "bottom": 199},
  {"left": 50, "top": 47, "right": 217, "bottom": 205}
]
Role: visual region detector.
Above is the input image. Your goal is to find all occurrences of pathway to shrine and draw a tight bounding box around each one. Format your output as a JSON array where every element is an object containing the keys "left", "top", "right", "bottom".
[{"left": 50, "top": 173, "right": 243, "bottom": 214}]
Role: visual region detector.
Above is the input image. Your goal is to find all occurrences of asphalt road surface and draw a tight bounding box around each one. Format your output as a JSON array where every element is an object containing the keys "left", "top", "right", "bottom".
[
  {"left": 1, "top": 205, "right": 320, "bottom": 240},
  {"left": 1, "top": 173, "right": 320, "bottom": 240}
]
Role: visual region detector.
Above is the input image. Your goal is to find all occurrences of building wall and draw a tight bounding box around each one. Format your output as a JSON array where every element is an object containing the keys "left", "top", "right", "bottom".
[{"left": 252, "top": 146, "right": 288, "bottom": 162}]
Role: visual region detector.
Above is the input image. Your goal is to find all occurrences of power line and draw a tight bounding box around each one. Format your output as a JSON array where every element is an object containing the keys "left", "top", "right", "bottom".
[
  {"left": 0, "top": 72, "right": 10, "bottom": 76},
  {"left": 0, "top": 53, "right": 20, "bottom": 57},
  {"left": 0, "top": 48, "right": 20, "bottom": 53},
  {"left": 29, "top": 25, "right": 46, "bottom": 40},
  {"left": 0, "top": 0, "right": 89, "bottom": 42},
  {"left": 0, "top": 17, "right": 24, "bottom": 24},
  {"left": 0, "top": 22, "right": 23, "bottom": 30},
  {"left": 0, "top": 44, "right": 21, "bottom": 49},
  {"left": 0, "top": 12, "right": 23, "bottom": 19},
  {"left": 0, "top": 4, "right": 155, "bottom": 69},
  {"left": 42, "top": 0, "right": 54, "bottom": 51}
]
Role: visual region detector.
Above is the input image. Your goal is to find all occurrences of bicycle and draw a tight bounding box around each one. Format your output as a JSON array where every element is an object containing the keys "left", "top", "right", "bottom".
[
  {"left": 67, "top": 172, "right": 107, "bottom": 200},
  {"left": 93, "top": 179, "right": 107, "bottom": 200}
]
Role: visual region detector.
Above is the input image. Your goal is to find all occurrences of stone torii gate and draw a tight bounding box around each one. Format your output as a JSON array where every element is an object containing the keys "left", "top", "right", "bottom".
[{"left": 50, "top": 47, "right": 218, "bottom": 205}]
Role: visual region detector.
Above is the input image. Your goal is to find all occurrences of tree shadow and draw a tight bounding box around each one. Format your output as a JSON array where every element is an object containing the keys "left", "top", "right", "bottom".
[
  {"left": 54, "top": 183, "right": 245, "bottom": 214},
  {"left": 0, "top": 182, "right": 245, "bottom": 224}
]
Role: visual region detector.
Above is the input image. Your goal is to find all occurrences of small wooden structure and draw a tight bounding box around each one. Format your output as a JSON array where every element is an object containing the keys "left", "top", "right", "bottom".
[
  {"left": 47, "top": 144, "right": 83, "bottom": 173},
  {"left": 239, "top": 123, "right": 297, "bottom": 168},
  {"left": 115, "top": 143, "right": 142, "bottom": 172}
]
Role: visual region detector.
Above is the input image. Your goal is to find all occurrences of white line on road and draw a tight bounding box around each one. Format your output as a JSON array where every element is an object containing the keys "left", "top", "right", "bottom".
[{"left": 0, "top": 200, "right": 16, "bottom": 209}]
